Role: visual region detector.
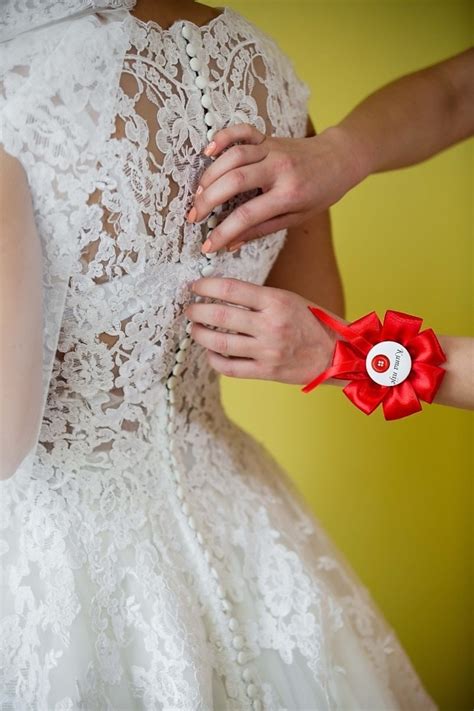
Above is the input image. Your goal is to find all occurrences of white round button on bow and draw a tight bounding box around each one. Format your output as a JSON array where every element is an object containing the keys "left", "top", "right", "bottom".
[{"left": 365, "top": 340, "right": 412, "bottom": 387}]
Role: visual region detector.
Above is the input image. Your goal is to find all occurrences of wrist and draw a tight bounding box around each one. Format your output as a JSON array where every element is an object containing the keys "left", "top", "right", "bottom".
[{"left": 324, "top": 124, "right": 373, "bottom": 187}]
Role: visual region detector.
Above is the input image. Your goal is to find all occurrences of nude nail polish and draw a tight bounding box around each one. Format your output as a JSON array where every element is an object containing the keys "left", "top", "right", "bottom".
[
  {"left": 204, "top": 141, "right": 216, "bottom": 157},
  {"left": 187, "top": 207, "right": 197, "bottom": 223}
]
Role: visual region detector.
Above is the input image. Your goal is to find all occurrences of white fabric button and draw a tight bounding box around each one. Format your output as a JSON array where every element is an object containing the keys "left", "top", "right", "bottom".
[
  {"left": 176, "top": 485, "right": 184, "bottom": 500},
  {"left": 167, "top": 422, "right": 174, "bottom": 434},
  {"left": 246, "top": 684, "right": 257, "bottom": 698},
  {"left": 185, "top": 321, "right": 193, "bottom": 335},
  {"left": 204, "top": 549, "right": 211, "bottom": 562},
  {"left": 242, "top": 668, "right": 252, "bottom": 682},
  {"left": 207, "top": 215, "right": 218, "bottom": 228},
  {"left": 204, "top": 111, "right": 215, "bottom": 126},
  {"left": 168, "top": 390, "right": 176, "bottom": 404},
  {"left": 181, "top": 502, "right": 190, "bottom": 515},
  {"left": 232, "top": 635, "right": 244, "bottom": 650},
  {"left": 200, "top": 264, "right": 215, "bottom": 277},
  {"left": 185, "top": 42, "right": 197, "bottom": 57},
  {"left": 221, "top": 599, "right": 232, "bottom": 613},
  {"left": 181, "top": 24, "right": 193, "bottom": 40},
  {"left": 236, "top": 651, "right": 247, "bottom": 664},
  {"left": 252, "top": 700, "right": 262, "bottom": 711},
  {"left": 196, "top": 531, "right": 204, "bottom": 545},
  {"left": 195, "top": 75, "right": 208, "bottom": 90},
  {"left": 210, "top": 566, "right": 219, "bottom": 579},
  {"left": 216, "top": 584, "right": 226, "bottom": 598},
  {"left": 228, "top": 617, "right": 239, "bottom": 632},
  {"left": 206, "top": 251, "right": 218, "bottom": 259},
  {"left": 179, "top": 337, "right": 191, "bottom": 351},
  {"left": 188, "top": 515, "right": 196, "bottom": 530},
  {"left": 206, "top": 128, "right": 215, "bottom": 142},
  {"left": 201, "top": 93, "right": 212, "bottom": 109},
  {"left": 167, "top": 375, "right": 178, "bottom": 389},
  {"left": 190, "top": 57, "right": 201, "bottom": 72},
  {"left": 172, "top": 362, "right": 185, "bottom": 376},
  {"left": 365, "top": 340, "right": 412, "bottom": 387},
  {"left": 175, "top": 350, "right": 186, "bottom": 363}
]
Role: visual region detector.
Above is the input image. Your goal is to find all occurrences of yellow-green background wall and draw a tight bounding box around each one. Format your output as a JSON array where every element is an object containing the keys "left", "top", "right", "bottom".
[{"left": 208, "top": 1, "right": 473, "bottom": 708}]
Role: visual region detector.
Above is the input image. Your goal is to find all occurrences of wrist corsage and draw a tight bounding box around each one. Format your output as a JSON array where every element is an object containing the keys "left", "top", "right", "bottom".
[{"left": 302, "top": 308, "right": 446, "bottom": 420}]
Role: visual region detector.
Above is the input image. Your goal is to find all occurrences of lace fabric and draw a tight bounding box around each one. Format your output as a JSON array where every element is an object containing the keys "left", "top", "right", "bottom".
[
  {"left": 0, "top": 6, "right": 436, "bottom": 709},
  {"left": 0, "top": 0, "right": 137, "bottom": 42}
]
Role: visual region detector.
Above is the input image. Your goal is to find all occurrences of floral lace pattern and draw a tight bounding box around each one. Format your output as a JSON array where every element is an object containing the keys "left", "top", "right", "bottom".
[
  {"left": 0, "top": 7, "right": 435, "bottom": 710},
  {"left": 0, "top": 0, "right": 136, "bottom": 42}
]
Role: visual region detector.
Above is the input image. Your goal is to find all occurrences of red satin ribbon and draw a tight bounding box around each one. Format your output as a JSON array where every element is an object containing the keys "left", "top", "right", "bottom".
[{"left": 302, "top": 308, "right": 447, "bottom": 420}]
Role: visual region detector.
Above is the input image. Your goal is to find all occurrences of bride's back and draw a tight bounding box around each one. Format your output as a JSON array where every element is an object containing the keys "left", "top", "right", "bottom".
[{"left": 0, "top": 1, "right": 308, "bottom": 476}]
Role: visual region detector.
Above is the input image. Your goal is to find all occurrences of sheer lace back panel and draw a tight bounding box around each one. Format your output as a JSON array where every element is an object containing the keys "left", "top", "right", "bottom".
[{"left": 48, "top": 8, "right": 309, "bottom": 470}]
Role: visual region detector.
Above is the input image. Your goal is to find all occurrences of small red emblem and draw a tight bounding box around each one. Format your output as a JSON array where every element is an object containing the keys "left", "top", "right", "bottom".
[{"left": 371, "top": 354, "right": 390, "bottom": 373}]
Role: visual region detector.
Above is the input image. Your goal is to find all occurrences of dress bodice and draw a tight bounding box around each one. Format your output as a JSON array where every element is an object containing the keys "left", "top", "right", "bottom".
[{"left": 23, "top": 8, "right": 310, "bottom": 475}]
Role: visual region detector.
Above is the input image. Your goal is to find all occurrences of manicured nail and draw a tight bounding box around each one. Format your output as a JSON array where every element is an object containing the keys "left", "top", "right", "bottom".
[
  {"left": 204, "top": 141, "right": 216, "bottom": 157},
  {"left": 196, "top": 185, "right": 203, "bottom": 196},
  {"left": 201, "top": 238, "right": 213, "bottom": 253},
  {"left": 228, "top": 241, "right": 245, "bottom": 253},
  {"left": 187, "top": 207, "right": 197, "bottom": 223}
]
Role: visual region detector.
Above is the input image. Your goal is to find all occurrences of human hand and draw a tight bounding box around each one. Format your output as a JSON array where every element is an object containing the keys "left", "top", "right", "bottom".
[
  {"left": 187, "top": 123, "right": 365, "bottom": 254},
  {"left": 185, "top": 277, "right": 344, "bottom": 384}
]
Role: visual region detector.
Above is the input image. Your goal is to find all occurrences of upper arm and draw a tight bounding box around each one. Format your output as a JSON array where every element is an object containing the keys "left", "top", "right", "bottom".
[
  {"left": 264, "top": 117, "right": 345, "bottom": 317},
  {"left": 0, "top": 146, "right": 43, "bottom": 479}
]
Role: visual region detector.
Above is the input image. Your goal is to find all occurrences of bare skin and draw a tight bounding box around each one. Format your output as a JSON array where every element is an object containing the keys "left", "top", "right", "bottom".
[
  {"left": 0, "top": 148, "right": 43, "bottom": 480},
  {"left": 130, "top": 0, "right": 222, "bottom": 28}
]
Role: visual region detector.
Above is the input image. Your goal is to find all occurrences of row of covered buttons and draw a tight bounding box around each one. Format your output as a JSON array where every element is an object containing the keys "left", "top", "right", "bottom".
[
  {"left": 163, "top": 21, "right": 264, "bottom": 711},
  {"left": 182, "top": 22, "right": 218, "bottom": 276},
  {"left": 182, "top": 23, "right": 216, "bottom": 143}
]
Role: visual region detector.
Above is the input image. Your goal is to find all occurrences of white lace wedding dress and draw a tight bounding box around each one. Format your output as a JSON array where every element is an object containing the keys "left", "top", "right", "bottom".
[{"left": 0, "top": 2, "right": 436, "bottom": 709}]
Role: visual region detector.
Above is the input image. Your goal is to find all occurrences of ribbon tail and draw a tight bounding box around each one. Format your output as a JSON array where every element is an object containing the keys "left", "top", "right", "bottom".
[
  {"left": 302, "top": 361, "right": 365, "bottom": 393},
  {"left": 307, "top": 307, "right": 374, "bottom": 356}
]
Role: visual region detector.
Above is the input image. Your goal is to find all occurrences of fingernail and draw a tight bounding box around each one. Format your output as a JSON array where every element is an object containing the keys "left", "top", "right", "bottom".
[
  {"left": 201, "top": 238, "right": 213, "bottom": 253},
  {"left": 195, "top": 185, "right": 203, "bottom": 196},
  {"left": 187, "top": 207, "right": 197, "bottom": 223},
  {"left": 204, "top": 141, "right": 216, "bottom": 157},
  {"left": 228, "top": 241, "right": 245, "bottom": 253}
]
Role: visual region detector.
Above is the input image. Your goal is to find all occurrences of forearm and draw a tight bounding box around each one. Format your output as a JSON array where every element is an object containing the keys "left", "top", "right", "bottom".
[
  {"left": 264, "top": 209, "right": 345, "bottom": 317},
  {"left": 0, "top": 148, "right": 43, "bottom": 480},
  {"left": 433, "top": 336, "right": 474, "bottom": 409},
  {"left": 331, "top": 48, "right": 474, "bottom": 181}
]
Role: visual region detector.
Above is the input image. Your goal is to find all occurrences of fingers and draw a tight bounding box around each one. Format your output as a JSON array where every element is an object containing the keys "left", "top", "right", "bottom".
[
  {"left": 204, "top": 123, "right": 266, "bottom": 158},
  {"left": 201, "top": 193, "right": 286, "bottom": 253},
  {"left": 185, "top": 300, "right": 260, "bottom": 335},
  {"left": 206, "top": 350, "right": 265, "bottom": 380},
  {"left": 190, "top": 323, "right": 258, "bottom": 358},
  {"left": 199, "top": 143, "right": 268, "bottom": 191},
  {"left": 188, "top": 164, "right": 268, "bottom": 224},
  {"left": 191, "top": 277, "right": 269, "bottom": 310}
]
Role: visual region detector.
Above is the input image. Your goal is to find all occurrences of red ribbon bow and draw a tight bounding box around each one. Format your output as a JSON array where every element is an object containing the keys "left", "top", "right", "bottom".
[{"left": 302, "top": 308, "right": 446, "bottom": 420}]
